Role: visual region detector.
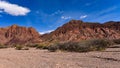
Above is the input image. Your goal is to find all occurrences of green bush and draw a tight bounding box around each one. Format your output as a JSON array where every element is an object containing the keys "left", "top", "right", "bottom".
[{"left": 48, "top": 39, "right": 113, "bottom": 52}]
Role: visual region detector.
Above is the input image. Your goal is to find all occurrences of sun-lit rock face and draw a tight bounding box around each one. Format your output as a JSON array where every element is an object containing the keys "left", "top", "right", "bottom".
[
  {"left": 0, "top": 25, "right": 42, "bottom": 45},
  {"left": 0, "top": 20, "right": 120, "bottom": 45},
  {"left": 42, "top": 20, "right": 120, "bottom": 42}
]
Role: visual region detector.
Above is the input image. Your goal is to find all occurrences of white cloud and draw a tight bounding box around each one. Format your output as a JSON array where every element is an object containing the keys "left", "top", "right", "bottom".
[
  {"left": 61, "top": 16, "right": 71, "bottom": 20},
  {"left": 80, "top": 15, "right": 87, "bottom": 19},
  {"left": 0, "top": 1, "right": 30, "bottom": 16},
  {"left": 39, "top": 30, "right": 54, "bottom": 35},
  {"left": 50, "top": 10, "right": 64, "bottom": 16}
]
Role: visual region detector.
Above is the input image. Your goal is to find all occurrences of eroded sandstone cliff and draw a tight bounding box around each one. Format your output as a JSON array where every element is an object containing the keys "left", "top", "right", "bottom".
[
  {"left": 0, "top": 25, "right": 42, "bottom": 45},
  {"left": 41, "top": 20, "right": 120, "bottom": 42}
]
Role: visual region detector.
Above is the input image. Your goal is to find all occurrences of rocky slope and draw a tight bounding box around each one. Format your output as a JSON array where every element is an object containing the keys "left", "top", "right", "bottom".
[
  {"left": 0, "top": 20, "right": 120, "bottom": 45},
  {"left": 41, "top": 20, "right": 120, "bottom": 42},
  {"left": 0, "top": 25, "right": 42, "bottom": 45}
]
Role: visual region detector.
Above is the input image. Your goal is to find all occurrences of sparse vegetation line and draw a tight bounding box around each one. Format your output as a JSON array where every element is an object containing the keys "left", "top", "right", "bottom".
[{"left": 47, "top": 39, "right": 113, "bottom": 52}]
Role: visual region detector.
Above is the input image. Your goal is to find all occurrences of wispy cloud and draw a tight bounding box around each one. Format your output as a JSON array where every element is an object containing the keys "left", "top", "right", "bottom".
[
  {"left": 61, "top": 16, "right": 71, "bottom": 20},
  {"left": 85, "top": 0, "right": 98, "bottom": 6},
  {"left": 99, "top": 6, "right": 117, "bottom": 15},
  {"left": 0, "top": 1, "right": 30, "bottom": 16},
  {"left": 36, "top": 10, "right": 64, "bottom": 17},
  {"left": 80, "top": 15, "right": 87, "bottom": 19},
  {"left": 50, "top": 10, "right": 63, "bottom": 16},
  {"left": 39, "top": 30, "right": 54, "bottom": 35},
  {"left": 87, "top": 6, "right": 118, "bottom": 22}
]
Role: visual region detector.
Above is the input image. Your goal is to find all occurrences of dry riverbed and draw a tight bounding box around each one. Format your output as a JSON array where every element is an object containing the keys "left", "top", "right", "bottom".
[{"left": 0, "top": 45, "right": 120, "bottom": 68}]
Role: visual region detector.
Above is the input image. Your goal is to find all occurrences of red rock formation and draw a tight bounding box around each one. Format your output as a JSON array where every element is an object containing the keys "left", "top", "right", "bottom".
[
  {"left": 42, "top": 20, "right": 120, "bottom": 42},
  {"left": 0, "top": 20, "right": 120, "bottom": 45},
  {"left": 0, "top": 25, "right": 42, "bottom": 45}
]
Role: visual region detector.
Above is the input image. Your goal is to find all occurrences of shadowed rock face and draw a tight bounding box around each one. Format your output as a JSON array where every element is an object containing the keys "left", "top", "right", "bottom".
[
  {"left": 0, "top": 25, "right": 42, "bottom": 45},
  {"left": 41, "top": 20, "right": 120, "bottom": 42}
]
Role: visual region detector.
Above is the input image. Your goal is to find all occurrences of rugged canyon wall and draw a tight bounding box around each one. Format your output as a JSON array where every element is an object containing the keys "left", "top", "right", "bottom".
[
  {"left": 0, "top": 25, "right": 42, "bottom": 45},
  {"left": 0, "top": 20, "right": 120, "bottom": 45},
  {"left": 41, "top": 20, "right": 120, "bottom": 42}
]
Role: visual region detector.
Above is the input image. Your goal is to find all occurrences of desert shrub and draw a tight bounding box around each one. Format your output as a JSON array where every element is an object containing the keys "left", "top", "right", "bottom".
[
  {"left": 27, "top": 43, "right": 49, "bottom": 49},
  {"left": 112, "top": 39, "right": 120, "bottom": 44},
  {"left": 48, "top": 42, "right": 92, "bottom": 52},
  {"left": 35, "top": 44, "right": 49, "bottom": 49},
  {"left": 48, "top": 39, "right": 113, "bottom": 52},
  {"left": 15, "top": 45, "right": 23, "bottom": 50},
  {"left": 48, "top": 44, "right": 59, "bottom": 52},
  {"left": 15, "top": 45, "right": 29, "bottom": 50},
  {"left": 59, "top": 42, "right": 88, "bottom": 52},
  {"left": 85, "top": 39, "right": 113, "bottom": 51},
  {"left": 0, "top": 44, "right": 7, "bottom": 49},
  {"left": 22, "top": 47, "right": 29, "bottom": 50},
  {"left": 27, "top": 44, "right": 38, "bottom": 47},
  {"left": 48, "top": 42, "right": 87, "bottom": 52}
]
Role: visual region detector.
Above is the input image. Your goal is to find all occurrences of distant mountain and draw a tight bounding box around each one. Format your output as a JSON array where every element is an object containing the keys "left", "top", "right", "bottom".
[
  {"left": 0, "top": 25, "right": 42, "bottom": 45},
  {"left": 41, "top": 20, "right": 120, "bottom": 42}
]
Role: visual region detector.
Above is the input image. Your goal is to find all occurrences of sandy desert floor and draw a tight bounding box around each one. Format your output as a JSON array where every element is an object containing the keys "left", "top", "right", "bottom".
[{"left": 0, "top": 45, "right": 120, "bottom": 68}]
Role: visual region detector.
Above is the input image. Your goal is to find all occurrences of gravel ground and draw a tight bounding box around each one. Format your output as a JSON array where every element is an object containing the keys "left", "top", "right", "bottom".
[{"left": 0, "top": 45, "right": 120, "bottom": 68}]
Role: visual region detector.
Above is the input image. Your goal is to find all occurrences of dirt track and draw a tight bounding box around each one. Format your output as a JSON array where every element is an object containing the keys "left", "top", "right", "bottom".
[{"left": 0, "top": 45, "right": 120, "bottom": 68}]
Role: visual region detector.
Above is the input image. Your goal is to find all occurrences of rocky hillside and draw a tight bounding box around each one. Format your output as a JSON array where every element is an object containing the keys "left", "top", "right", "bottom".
[
  {"left": 0, "top": 25, "right": 42, "bottom": 45},
  {"left": 41, "top": 20, "right": 120, "bottom": 42},
  {"left": 0, "top": 20, "right": 120, "bottom": 45}
]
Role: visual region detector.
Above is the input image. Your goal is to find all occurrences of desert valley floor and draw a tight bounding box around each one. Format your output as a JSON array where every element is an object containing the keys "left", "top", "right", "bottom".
[{"left": 0, "top": 45, "right": 120, "bottom": 68}]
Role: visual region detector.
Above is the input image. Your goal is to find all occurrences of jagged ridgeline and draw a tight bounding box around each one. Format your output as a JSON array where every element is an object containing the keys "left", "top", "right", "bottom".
[
  {"left": 41, "top": 20, "right": 120, "bottom": 42},
  {"left": 0, "top": 20, "right": 120, "bottom": 45},
  {"left": 0, "top": 25, "right": 42, "bottom": 45}
]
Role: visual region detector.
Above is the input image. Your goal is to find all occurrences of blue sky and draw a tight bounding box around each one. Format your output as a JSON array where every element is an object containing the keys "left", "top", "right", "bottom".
[{"left": 0, "top": 0, "right": 120, "bottom": 34}]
